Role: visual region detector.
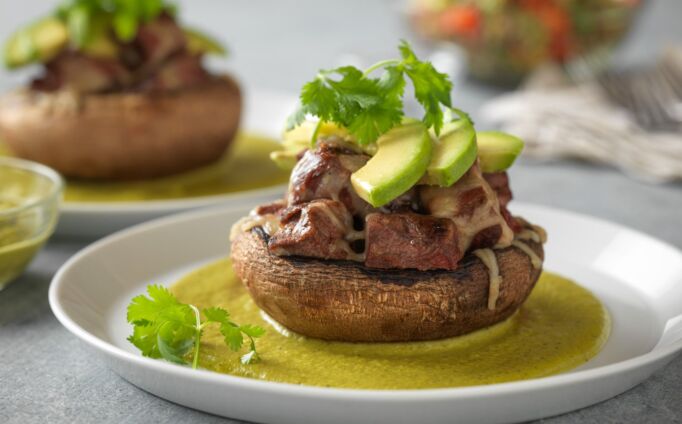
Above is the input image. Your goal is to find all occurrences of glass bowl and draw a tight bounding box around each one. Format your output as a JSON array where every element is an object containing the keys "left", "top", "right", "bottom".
[
  {"left": 0, "top": 157, "right": 63, "bottom": 290},
  {"left": 409, "top": 0, "right": 643, "bottom": 85}
]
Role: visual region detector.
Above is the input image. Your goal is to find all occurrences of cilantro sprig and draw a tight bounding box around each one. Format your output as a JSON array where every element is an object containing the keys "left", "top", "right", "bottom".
[
  {"left": 127, "top": 285, "right": 264, "bottom": 368},
  {"left": 287, "top": 40, "right": 453, "bottom": 146}
]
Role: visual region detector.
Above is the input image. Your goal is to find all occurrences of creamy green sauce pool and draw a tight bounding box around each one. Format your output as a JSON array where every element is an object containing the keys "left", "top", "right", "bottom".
[
  {"left": 172, "top": 259, "right": 610, "bottom": 389},
  {"left": 0, "top": 199, "right": 45, "bottom": 288},
  {"left": 2, "top": 133, "right": 290, "bottom": 202}
]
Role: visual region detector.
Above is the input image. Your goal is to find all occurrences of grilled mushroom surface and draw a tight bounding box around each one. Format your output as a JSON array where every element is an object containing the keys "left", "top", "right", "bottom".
[
  {"left": 232, "top": 226, "right": 543, "bottom": 342},
  {"left": 0, "top": 76, "right": 240, "bottom": 180}
]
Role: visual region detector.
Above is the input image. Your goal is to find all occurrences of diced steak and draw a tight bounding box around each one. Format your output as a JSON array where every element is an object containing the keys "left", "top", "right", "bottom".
[
  {"left": 268, "top": 199, "right": 356, "bottom": 260},
  {"left": 380, "top": 187, "right": 420, "bottom": 213},
  {"left": 469, "top": 225, "right": 503, "bottom": 251},
  {"left": 483, "top": 172, "right": 512, "bottom": 207},
  {"left": 32, "top": 52, "right": 130, "bottom": 93},
  {"left": 365, "top": 212, "right": 462, "bottom": 270},
  {"left": 500, "top": 206, "right": 522, "bottom": 233},
  {"left": 135, "top": 13, "right": 186, "bottom": 69},
  {"left": 32, "top": 14, "right": 206, "bottom": 94},
  {"left": 483, "top": 172, "right": 521, "bottom": 232},
  {"left": 255, "top": 200, "right": 286, "bottom": 216},
  {"left": 288, "top": 139, "right": 374, "bottom": 217},
  {"left": 420, "top": 163, "right": 514, "bottom": 252},
  {"left": 137, "top": 53, "right": 210, "bottom": 92},
  {"left": 265, "top": 147, "right": 521, "bottom": 270}
]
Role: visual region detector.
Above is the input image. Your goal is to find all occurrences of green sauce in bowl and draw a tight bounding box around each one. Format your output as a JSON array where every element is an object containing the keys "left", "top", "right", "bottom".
[{"left": 0, "top": 158, "right": 62, "bottom": 290}]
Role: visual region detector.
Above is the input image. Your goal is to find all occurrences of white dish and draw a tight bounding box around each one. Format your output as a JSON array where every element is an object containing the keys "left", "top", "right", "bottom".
[
  {"left": 49, "top": 203, "right": 682, "bottom": 424},
  {"left": 56, "top": 90, "right": 296, "bottom": 239}
]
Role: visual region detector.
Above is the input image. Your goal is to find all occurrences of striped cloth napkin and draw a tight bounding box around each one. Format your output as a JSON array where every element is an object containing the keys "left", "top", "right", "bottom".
[{"left": 481, "top": 63, "right": 682, "bottom": 183}]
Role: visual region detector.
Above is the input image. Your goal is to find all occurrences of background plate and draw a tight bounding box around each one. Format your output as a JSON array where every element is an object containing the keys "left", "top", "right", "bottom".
[
  {"left": 49, "top": 203, "right": 682, "bottom": 424},
  {"left": 56, "top": 90, "right": 296, "bottom": 239}
]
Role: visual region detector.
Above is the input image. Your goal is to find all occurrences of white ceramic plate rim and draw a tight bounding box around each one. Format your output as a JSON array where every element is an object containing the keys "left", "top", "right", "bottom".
[
  {"left": 60, "top": 184, "right": 285, "bottom": 214},
  {"left": 49, "top": 202, "right": 682, "bottom": 400}
]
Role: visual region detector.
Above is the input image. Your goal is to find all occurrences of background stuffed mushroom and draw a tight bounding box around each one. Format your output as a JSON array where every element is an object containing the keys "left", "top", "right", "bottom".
[{"left": 0, "top": 0, "right": 241, "bottom": 180}]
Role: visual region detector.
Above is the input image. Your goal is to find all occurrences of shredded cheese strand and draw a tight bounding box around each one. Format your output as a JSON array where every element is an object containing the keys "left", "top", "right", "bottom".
[{"left": 473, "top": 248, "right": 503, "bottom": 310}]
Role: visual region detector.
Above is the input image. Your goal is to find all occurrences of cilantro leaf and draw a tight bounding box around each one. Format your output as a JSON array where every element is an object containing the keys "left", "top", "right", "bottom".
[
  {"left": 204, "top": 306, "right": 243, "bottom": 350},
  {"left": 55, "top": 0, "right": 174, "bottom": 46},
  {"left": 328, "top": 66, "right": 382, "bottom": 110},
  {"left": 157, "top": 322, "right": 195, "bottom": 364},
  {"left": 204, "top": 306, "right": 265, "bottom": 359},
  {"left": 140, "top": 0, "right": 165, "bottom": 21},
  {"left": 67, "top": 4, "right": 91, "bottom": 48},
  {"left": 398, "top": 40, "right": 418, "bottom": 62},
  {"left": 299, "top": 76, "right": 337, "bottom": 121},
  {"left": 126, "top": 285, "right": 195, "bottom": 361},
  {"left": 203, "top": 305, "right": 230, "bottom": 322},
  {"left": 127, "top": 284, "right": 191, "bottom": 326},
  {"left": 127, "top": 286, "right": 264, "bottom": 369},
  {"left": 399, "top": 41, "right": 452, "bottom": 136},
  {"left": 378, "top": 65, "right": 406, "bottom": 97},
  {"left": 240, "top": 324, "right": 266, "bottom": 338},
  {"left": 286, "top": 105, "right": 308, "bottom": 132},
  {"left": 221, "top": 324, "right": 244, "bottom": 352},
  {"left": 347, "top": 99, "right": 402, "bottom": 146},
  {"left": 113, "top": 11, "right": 138, "bottom": 41},
  {"left": 286, "top": 40, "right": 454, "bottom": 145}
]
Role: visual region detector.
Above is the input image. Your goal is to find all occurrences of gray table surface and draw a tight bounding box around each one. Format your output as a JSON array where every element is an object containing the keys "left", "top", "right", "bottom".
[{"left": 1, "top": 1, "right": 681, "bottom": 423}]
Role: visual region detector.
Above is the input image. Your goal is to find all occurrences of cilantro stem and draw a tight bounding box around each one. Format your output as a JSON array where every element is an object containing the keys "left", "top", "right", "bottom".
[
  {"left": 189, "top": 304, "right": 202, "bottom": 370},
  {"left": 311, "top": 119, "right": 324, "bottom": 147},
  {"left": 363, "top": 59, "right": 401, "bottom": 77},
  {"left": 450, "top": 107, "right": 472, "bottom": 123}
]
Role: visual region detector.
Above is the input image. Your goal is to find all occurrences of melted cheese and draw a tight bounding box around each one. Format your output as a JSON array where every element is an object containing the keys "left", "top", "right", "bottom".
[
  {"left": 312, "top": 202, "right": 347, "bottom": 233},
  {"left": 473, "top": 248, "right": 503, "bottom": 310},
  {"left": 345, "top": 231, "right": 365, "bottom": 241},
  {"left": 516, "top": 229, "right": 541, "bottom": 243},
  {"left": 421, "top": 164, "right": 514, "bottom": 254},
  {"left": 532, "top": 225, "right": 548, "bottom": 244},
  {"left": 311, "top": 202, "right": 366, "bottom": 262},
  {"left": 335, "top": 240, "right": 366, "bottom": 262},
  {"left": 512, "top": 240, "right": 543, "bottom": 269},
  {"left": 229, "top": 213, "right": 281, "bottom": 241}
]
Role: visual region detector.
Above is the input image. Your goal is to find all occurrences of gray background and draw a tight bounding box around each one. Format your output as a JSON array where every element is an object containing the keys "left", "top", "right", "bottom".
[{"left": 1, "top": 0, "right": 681, "bottom": 423}]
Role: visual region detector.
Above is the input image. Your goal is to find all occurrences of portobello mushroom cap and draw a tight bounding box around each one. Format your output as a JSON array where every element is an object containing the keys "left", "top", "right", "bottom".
[
  {"left": 231, "top": 224, "right": 544, "bottom": 342},
  {"left": 0, "top": 75, "right": 241, "bottom": 180}
]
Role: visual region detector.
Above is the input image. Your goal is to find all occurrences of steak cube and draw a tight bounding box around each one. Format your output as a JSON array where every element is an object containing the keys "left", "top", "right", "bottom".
[{"left": 365, "top": 213, "right": 462, "bottom": 270}]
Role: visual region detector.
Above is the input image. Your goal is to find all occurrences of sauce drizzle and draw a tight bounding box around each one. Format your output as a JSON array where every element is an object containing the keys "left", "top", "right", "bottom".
[
  {"left": 473, "top": 248, "right": 502, "bottom": 310},
  {"left": 512, "top": 240, "right": 543, "bottom": 269}
]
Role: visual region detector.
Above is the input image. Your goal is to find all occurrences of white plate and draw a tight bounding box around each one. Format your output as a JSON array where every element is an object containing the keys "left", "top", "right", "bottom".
[
  {"left": 55, "top": 90, "right": 296, "bottom": 239},
  {"left": 49, "top": 203, "right": 682, "bottom": 424}
]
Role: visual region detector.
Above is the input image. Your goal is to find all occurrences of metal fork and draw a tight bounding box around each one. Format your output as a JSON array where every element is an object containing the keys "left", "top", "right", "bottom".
[
  {"left": 599, "top": 68, "right": 682, "bottom": 131},
  {"left": 567, "top": 49, "right": 682, "bottom": 132}
]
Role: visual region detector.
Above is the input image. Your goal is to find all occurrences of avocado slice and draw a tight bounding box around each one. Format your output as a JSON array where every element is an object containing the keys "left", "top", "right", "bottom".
[
  {"left": 80, "top": 17, "right": 119, "bottom": 60},
  {"left": 269, "top": 151, "right": 299, "bottom": 171},
  {"left": 424, "top": 118, "right": 477, "bottom": 186},
  {"left": 270, "top": 121, "right": 354, "bottom": 170},
  {"left": 351, "top": 122, "right": 432, "bottom": 208},
  {"left": 4, "top": 17, "right": 68, "bottom": 69},
  {"left": 477, "top": 131, "right": 525, "bottom": 173},
  {"left": 81, "top": 35, "right": 118, "bottom": 59},
  {"left": 184, "top": 28, "right": 227, "bottom": 56},
  {"left": 283, "top": 120, "right": 351, "bottom": 151}
]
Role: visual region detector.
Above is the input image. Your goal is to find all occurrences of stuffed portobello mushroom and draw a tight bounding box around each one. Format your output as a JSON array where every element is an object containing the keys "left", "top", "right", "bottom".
[
  {"left": 0, "top": 1, "right": 240, "bottom": 180},
  {"left": 230, "top": 42, "right": 547, "bottom": 342}
]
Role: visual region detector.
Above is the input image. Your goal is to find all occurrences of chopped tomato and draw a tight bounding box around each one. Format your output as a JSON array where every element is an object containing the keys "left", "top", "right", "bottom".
[{"left": 438, "top": 5, "right": 481, "bottom": 38}]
